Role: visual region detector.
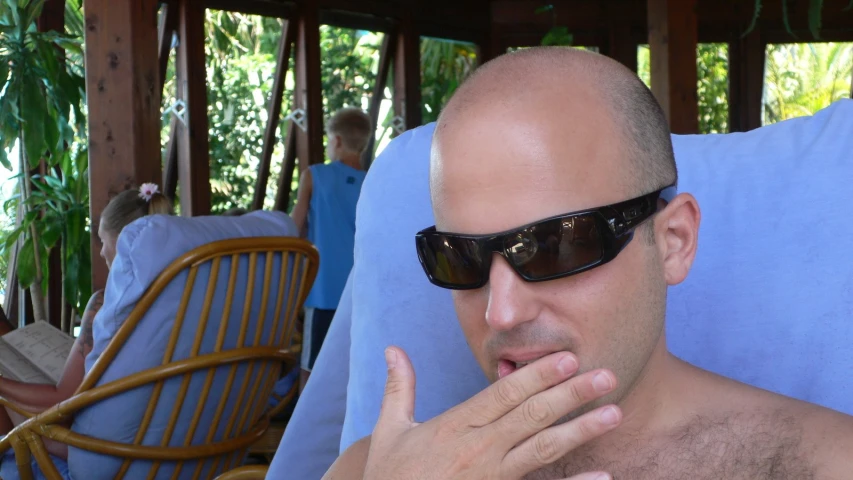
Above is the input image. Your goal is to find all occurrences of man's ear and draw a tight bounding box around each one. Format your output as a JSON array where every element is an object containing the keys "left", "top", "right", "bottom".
[{"left": 654, "top": 192, "right": 701, "bottom": 286}]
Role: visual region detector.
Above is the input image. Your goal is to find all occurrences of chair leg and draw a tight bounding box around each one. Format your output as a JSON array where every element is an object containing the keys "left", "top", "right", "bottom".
[
  {"left": 10, "top": 434, "right": 34, "bottom": 480},
  {"left": 22, "top": 431, "right": 64, "bottom": 480}
]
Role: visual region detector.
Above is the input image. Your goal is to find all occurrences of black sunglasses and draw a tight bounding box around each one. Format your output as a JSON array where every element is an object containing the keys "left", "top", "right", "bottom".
[{"left": 415, "top": 185, "right": 677, "bottom": 290}]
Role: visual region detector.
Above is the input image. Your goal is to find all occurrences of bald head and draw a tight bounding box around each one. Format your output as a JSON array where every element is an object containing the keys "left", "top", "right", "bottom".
[
  {"left": 432, "top": 47, "right": 676, "bottom": 218},
  {"left": 429, "top": 48, "right": 691, "bottom": 408}
]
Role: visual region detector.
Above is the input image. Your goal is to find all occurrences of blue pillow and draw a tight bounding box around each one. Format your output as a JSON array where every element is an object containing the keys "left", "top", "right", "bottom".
[{"left": 69, "top": 210, "right": 299, "bottom": 480}]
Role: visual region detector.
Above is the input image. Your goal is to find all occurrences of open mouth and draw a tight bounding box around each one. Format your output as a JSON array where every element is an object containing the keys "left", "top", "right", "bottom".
[{"left": 497, "top": 359, "right": 538, "bottom": 379}]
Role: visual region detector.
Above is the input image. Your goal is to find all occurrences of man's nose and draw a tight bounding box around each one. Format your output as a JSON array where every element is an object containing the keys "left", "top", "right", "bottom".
[{"left": 484, "top": 255, "right": 541, "bottom": 332}]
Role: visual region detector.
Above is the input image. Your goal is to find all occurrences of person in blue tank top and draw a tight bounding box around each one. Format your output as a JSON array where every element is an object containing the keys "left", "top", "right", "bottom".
[{"left": 291, "top": 107, "right": 370, "bottom": 389}]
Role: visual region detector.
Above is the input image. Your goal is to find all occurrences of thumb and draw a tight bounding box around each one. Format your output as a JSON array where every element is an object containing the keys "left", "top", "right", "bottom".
[{"left": 375, "top": 346, "right": 417, "bottom": 435}]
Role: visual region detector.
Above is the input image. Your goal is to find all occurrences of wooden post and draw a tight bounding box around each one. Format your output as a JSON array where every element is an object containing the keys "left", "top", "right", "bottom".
[
  {"left": 362, "top": 30, "right": 397, "bottom": 169},
  {"left": 37, "top": 0, "right": 66, "bottom": 330},
  {"left": 158, "top": 2, "right": 178, "bottom": 93},
  {"left": 728, "top": 30, "right": 765, "bottom": 132},
  {"left": 274, "top": 122, "right": 299, "bottom": 212},
  {"left": 293, "top": 5, "right": 324, "bottom": 175},
  {"left": 175, "top": 0, "right": 211, "bottom": 216},
  {"left": 253, "top": 20, "right": 295, "bottom": 210},
  {"left": 84, "top": 0, "right": 162, "bottom": 291},
  {"left": 393, "top": 16, "right": 422, "bottom": 136},
  {"left": 647, "top": 0, "right": 699, "bottom": 134}
]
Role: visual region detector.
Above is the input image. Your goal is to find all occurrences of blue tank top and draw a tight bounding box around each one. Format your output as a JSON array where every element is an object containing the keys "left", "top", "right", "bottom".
[{"left": 305, "top": 161, "right": 366, "bottom": 309}]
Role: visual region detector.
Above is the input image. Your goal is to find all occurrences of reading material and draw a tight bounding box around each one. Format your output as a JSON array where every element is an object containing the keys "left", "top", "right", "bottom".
[{"left": 0, "top": 321, "right": 74, "bottom": 384}]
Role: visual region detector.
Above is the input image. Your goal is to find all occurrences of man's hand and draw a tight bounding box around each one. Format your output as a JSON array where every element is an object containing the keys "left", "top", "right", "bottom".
[{"left": 364, "top": 346, "right": 622, "bottom": 480}]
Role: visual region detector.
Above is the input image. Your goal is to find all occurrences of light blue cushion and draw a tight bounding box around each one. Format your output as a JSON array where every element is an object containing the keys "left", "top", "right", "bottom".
[
  {"left": 267, "top": 272, "right": 354, "bottom": 479},
  {"left": 67, "top": 210, "right": 299, "bottom": 480},
  {"left": 269, "top": 99, "right": 853, "bottom": 479},
  {"left": 666, "top": 99, "right": 853, "bottom": 410}
]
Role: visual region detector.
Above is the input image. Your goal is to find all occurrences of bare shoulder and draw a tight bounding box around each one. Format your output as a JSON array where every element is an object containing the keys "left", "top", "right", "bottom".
[
  {"left": 744, "top": 386, "right": 853, "bottom": 479},
  {"left": 683, "top": 369, "right": 852, "bottom": 478},
  {"left": 793, "top": 401, "right": 853, "bottom": 479},
  {"left": 321, "top": 435, "right": 371, "bottom": 480}
]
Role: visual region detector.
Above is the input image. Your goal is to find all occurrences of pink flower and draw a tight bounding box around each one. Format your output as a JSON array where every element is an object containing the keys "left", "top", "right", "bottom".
[{"left": 138, "top": 183, "right": 160, "bottom": 202}]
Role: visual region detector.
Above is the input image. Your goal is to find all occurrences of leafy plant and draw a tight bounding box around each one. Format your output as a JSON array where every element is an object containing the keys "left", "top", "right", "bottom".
[
  {"left": 535, "top": 4, "right": 574, "bottom": 47},
  {"left": 0, "top": 0, "right": 89, "bottom": 325},
  {"left": 744, "top": 0, "right": 853, "bottom": 39},
  {"left": 763, "top": 42, "right": 853, "bottom": 124},
  {"left": 420, "top": 37, "right": 477, "bottom": 124}
]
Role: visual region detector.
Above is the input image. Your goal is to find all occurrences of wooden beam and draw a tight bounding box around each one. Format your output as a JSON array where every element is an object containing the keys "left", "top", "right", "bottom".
[
  {"left": 158, "top": 2, "right": 178, "bottom": 92},
  {"left": 274, "top": 122, "right": 299, "bottom": 212},
  {"left": 728, "top": 29, "right": 765, "bottom": 132},
  {"left": 393, "top": 16, "right": 422, "bottom": 136},
  {"left": 294, "top": 4, "right": 324, "bottom": 173},
  {"left": 320, "top": 10, "right": 395, "bottom": 33},
  {"left": 84, "top": 0, "right": 162, "bottom": 291},
  {"left": 253, "top": 20, "right": 295, "bottom": 211},
  {"left": 175, "top": 0, "right": 211, "bottom": 216},
  {"left": 647, "top": 0, "right": 699, "bottom": 134},
  {"left": 362, "top": 30, "right": 397, "bottom": 169}
]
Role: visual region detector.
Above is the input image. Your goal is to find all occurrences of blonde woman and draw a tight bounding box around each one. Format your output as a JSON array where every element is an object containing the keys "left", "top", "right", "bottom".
[{"left": 0, "top": 184, "right": 172, "bottom": 459}]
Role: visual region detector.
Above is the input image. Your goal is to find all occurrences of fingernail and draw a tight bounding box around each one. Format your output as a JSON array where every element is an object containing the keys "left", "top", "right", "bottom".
[
  {"left": 594, "top": 474, "right": 611, "bottom": 480},
  {"left": 599, "top": 406, "right": 620, "bottom": 426},
  {"left": 385, "top": 347, "right": 397, "bottom": 369},
  {"left": 557, "top": 355, "right": 578, "bottom": 375},
  {"left": 592, "top": 372, "right": 613, "bottom": 393}
]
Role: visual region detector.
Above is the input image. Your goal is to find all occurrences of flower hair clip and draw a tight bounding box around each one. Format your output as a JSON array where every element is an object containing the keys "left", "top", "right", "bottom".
[{"left": 139, "top": 183, "right": 160, "bottom": 202}]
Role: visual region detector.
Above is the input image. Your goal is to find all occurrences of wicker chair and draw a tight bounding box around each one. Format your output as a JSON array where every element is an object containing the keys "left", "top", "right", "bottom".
[{"left": 0, "top": 237, "right": 318, "bottom": 480}]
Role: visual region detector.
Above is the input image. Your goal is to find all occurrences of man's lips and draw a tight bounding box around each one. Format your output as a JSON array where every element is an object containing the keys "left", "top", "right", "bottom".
[{"left": 495, "top": 349, "right": 563, "bottom": 379}]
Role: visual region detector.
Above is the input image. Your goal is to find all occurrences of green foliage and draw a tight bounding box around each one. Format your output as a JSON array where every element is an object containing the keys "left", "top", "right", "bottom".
[
  {"left": 638, "top": 44, "right": 730, "bottom": 134},
  {"left": 0, "top": 0, "right": 90, "bottom": 316},
  {"left": 697, "top": 44, "right": 729, "bottom": 134},
  {"left": 164, "top": 13, "right": 478, "bottom": 213},
  {"left": 763, "top": 42, "right": 852, "bottom": 124},
  {"left": 744, "top": 0, "right": 848, "bottom": 40},
  {"left": 420, "top": 37, "right": 477, "bottom": 124},
  {"left": 535, "top": 4, "right": 574, "bottom": 47}
]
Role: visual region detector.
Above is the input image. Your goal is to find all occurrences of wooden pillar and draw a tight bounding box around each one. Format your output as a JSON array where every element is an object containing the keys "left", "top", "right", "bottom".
[
  {"left": 253, "top": 20, "right": 295, "bottom": 210},
  {"left": 362, "top": 30, "right": 397, "bottom": 169},
  {"left": 294, "top": 4, "right": 324, "bottom": 175},
  {"left": 274, "top": 122, "right": 298, "bottom": 212},
  {"left": 647, "top": 0, "right": 699, "bottom": 134},
  {"left": 393, "top": 16, "right": 422, "bottom": 135},
  {"left": 84, "top": 0, "right": 162, "bottom": 291},
  {"left": 157, "top": 2, "right": 178, "bottom": 92},
  {"left": 175, "top": 0, "right": 211, "bottom": 216},
  {"left": 37, "top": 0, "right": 66, "bottom": 330},
  {"left": 728, "top": 30, "right": 765, "bottom": 132}
]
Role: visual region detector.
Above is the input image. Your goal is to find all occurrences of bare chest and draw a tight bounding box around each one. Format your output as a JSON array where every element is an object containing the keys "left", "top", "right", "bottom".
[{"left": 526, "top": 415, "right": 816, "bottom": 480}]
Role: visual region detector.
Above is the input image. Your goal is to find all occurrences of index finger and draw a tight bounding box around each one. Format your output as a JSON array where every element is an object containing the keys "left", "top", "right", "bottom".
[{"left": 452, "top": 352, "right": 580, "bottom": 428}]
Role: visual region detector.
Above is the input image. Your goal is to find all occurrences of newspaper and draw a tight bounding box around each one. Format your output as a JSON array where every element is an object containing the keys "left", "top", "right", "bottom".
[{"left": 0, "top": 321, "right": 74, "bottom": 384}]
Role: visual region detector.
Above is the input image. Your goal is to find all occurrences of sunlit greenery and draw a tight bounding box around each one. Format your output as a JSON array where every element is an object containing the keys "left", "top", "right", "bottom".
[
  {"left": 638, "top": 43, "right": 730, "bottom": 134},
  {"left": 763, "top": 42, "right": 852, "bottom": 124}
]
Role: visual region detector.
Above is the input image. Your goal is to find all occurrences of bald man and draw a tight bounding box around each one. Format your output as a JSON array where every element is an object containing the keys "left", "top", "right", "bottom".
[{"left": 323, "top": 48, "right": 853, "bottom": 479}]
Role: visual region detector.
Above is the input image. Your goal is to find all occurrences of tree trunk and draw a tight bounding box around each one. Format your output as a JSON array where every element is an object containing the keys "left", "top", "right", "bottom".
[{"left": 18, "top": 131, "right": 47, "bottom": 323}]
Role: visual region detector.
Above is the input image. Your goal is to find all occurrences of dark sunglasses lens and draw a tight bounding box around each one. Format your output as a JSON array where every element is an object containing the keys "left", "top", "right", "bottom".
[
  {"left": 505, "top": 215, "right": 604, "bottom": 279},
  {"left": 418, "top": 234, "right": 486, "bottom": 287}
]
